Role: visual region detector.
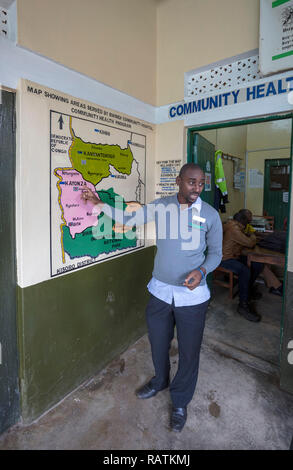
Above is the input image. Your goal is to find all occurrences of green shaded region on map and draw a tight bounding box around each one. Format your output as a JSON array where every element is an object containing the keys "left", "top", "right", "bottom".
[
  {"left": 63, "top": 213, "right": 137, "bottom": 259},
  {"left": 70, "top": 134, "right": 134, "bottom": 186},
  {"left": 97, "top": 187, "right": 127, "bottom": 211}
]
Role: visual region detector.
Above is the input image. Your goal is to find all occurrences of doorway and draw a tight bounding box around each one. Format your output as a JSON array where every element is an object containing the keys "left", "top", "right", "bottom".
[{"left": 187, "top": 114, "right": 293, "bottom": 394}]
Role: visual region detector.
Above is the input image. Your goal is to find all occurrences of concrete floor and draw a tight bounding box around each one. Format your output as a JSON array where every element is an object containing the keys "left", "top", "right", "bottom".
[{"left": 1, "top": 283, "right": 293, "bottom": 450}]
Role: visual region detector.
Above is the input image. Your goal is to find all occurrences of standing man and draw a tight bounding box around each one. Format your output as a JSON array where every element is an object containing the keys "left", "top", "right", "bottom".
[{"left": 81, "top": 163, "right": 223, "bottom": 432}]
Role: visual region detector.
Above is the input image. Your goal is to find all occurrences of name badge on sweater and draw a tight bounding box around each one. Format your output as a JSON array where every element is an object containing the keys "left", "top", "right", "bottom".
[
  {"left": 192, "top": 215, "right": 206, "bottom": 223},
  {"left": 189, "top": 209, "right": 206, "bottom": 230}
]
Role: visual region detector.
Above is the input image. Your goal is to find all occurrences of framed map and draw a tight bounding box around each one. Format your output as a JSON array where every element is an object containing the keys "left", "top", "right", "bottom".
[{"left": 50, "top": 111, "right": 146, "bottom": 277}]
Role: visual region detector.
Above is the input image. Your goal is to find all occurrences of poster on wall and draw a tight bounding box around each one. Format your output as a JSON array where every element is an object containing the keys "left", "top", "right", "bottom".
[
  {"left": 260, "top": 0, "right": 293, "bottom": 75},
  {"left": 204, "top": 173, "right": 211, "bottom": 191},
  {"left": 17, "top": 80, "right": 155, "bottom": 285},
  {"left": 234, "top": 170, "right": 246, "bottom": 192},
  {"left": 155, "top": 160, "right": 181, "bottom": 197},
  {"left": 249, "top": 169, "right": 264, "bottom": 188}
]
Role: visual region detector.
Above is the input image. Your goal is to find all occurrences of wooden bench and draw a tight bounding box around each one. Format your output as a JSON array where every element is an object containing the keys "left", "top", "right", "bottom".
[{"left": 213, "top": 266, "right": 238, "bottom": 299}]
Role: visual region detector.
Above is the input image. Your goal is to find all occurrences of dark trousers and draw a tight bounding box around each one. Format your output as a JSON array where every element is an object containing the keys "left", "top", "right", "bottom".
[
  {"left": 220, "top": 256, "right": 264, "bottom": 302},
  {"left": 146, "top": 294, "right": 209, "bottom": 408}
]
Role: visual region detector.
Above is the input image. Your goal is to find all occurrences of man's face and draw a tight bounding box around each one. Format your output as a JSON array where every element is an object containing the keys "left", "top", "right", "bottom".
[{"left": 176, "top": 167, "right": 205, "bottom": 206}]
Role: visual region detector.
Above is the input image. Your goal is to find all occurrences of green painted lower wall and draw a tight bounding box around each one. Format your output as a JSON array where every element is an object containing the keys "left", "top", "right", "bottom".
[{"left": 17, "top": 246, "right": 155, "bottom": 423}]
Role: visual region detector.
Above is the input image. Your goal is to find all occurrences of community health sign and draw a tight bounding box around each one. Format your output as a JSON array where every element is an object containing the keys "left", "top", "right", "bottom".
[{"left": 169, "top": 75, "right": 293, "bottom": 118}]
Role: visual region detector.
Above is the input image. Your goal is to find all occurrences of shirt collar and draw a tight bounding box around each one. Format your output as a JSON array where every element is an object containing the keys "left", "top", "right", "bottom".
[
  {"left": 175, "top": 194, "right": 202, "bottom": 211},
  {"left": 192, "top": 196, "right": 202, "bottom": 209}
]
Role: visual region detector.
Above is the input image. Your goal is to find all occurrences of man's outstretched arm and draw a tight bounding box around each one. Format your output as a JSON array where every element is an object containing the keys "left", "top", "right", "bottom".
[{"left": 81, "top": 187, "right": 155, "bottom": 227}]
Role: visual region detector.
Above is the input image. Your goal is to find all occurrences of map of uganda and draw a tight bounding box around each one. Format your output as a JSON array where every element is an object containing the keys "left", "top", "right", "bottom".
[{"left": 50, "top": 111, "right": 146, "bottom": 277}]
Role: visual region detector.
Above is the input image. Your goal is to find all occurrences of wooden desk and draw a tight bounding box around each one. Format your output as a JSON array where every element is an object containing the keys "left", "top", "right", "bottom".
[
  {"left": 243, "top": 246, "right": 285, "bottom": 268},
  {"left": 255, "top": 230, "right": 274, "bottom": 239}
]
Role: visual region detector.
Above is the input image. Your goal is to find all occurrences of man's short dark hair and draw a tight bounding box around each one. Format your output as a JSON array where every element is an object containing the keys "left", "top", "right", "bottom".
[
  {"left": 239, "top": 209, "right": 252, "bottom": 218},
  {"left": 179, "top": 163, "right": 204, "bottom": 178},
  {"left": 233, "top": 211, "right": 248, "bottom": 227}
]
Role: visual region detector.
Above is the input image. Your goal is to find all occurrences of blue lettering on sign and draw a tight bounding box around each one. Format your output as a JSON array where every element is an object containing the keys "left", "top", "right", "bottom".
[
  {"left": 246, "top": 86, "right": 256, "bottom": 101},
  {"left": 168, "top": 76, "right": 293, "bottom": 118},
  {"left": 209, "top": 95, "right": 218, "bottom": 109},
  {"left": 222, "top": 92, "right": 231, "bottom": 105},
  {"left": 286, "top": 77, "right": 293, "bottom": 90},
  {"left": 202, "top": 98, "right": 209, "bottom": 111},
  {"left": 183, "top": 102, "right": 192, "bottom": 114},
  {"left": 266, "top": 82, "right": 277, "bottom": 96},
  {"left": 232, "top": 90, "right": 240, "bottom": 103},
  {"left": 193, "top": 101, "right": 201, "bottom": 112},
  {"left": 169, "top": 106, "right": 176, "bottom": 118},
  {"left": 256, "top": 84, "right": 266, "bottom": 98},
  {"left": 278, "top": 79, "right": 287, "bottom": 94}
]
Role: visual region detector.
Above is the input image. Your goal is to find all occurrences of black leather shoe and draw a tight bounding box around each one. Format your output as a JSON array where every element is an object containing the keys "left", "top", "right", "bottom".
[
  {"left": 135, "top": 381, "right": 168, "bottom": 399},
  {"left": 170, "top": 407, "right": 187, "bottom": 432},
  {"left": 269, "top": 285, "right": 283, "bottom": 296},
  {"left": 237, "top": 302, "right": 261, "bottom": 322}
]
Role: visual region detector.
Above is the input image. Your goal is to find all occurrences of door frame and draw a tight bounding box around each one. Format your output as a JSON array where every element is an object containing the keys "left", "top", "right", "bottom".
[
  {"left": 192, "top": 133, "right": 215, "bottom": 206},
  {"left": 0, "top": 89, "right": 19, "bottom": 434},
  {"left": 186, "top": 112, "right": 293, "bottom": 391}
]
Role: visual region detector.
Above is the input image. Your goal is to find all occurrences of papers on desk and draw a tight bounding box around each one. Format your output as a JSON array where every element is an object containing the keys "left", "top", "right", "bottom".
[{"left": 251, "top": 217, "right": 267, "bottom": 232}]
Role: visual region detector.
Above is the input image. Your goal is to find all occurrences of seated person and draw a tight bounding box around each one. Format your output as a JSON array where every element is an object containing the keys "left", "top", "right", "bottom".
[
  {"left": 220, "top": 211, "right": 263, "bottom": 322},
  {"left": 239, "top": 209, "right": 283, "bottom": 296}
]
